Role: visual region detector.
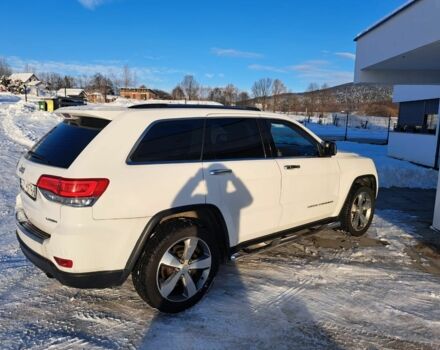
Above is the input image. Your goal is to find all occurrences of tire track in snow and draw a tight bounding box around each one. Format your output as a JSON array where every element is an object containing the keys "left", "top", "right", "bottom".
[{"left": 247, "top": 245, "right": 349, "bottom": 311}]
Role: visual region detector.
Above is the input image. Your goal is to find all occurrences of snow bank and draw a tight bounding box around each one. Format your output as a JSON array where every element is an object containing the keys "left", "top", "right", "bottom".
[
  {"left": 337, "top": 141, "right": 438, "bottom": 188},
  {"left": 0, "top": 99, "right": 60, "bottom": 148},
  {"left": 0, "top": 93, "right": 20, "bottom": 105}
]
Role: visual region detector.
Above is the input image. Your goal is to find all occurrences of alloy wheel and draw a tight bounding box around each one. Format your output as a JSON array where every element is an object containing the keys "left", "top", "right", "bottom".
[
  {"left": 156, "top": 237, "right": 212, "bottom": 302},
  {"left": 350, "top": 191, "right": 373, "bottom": 231}
]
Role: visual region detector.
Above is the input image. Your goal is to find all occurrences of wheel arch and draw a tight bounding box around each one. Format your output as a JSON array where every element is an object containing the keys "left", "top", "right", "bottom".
[
  {"left": 122, "top": 204, "right": 230, "bottom": 281},
  {"left": 338, "top": 174, "right": 377, "bottom": 217}
]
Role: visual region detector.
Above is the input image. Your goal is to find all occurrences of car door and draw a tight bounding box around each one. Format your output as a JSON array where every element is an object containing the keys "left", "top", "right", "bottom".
[
  {"left": 263, "top": 118, "right": 340, "bottom": 230},
  {"left": 202, "top": 117, "right": 282, "bottom": 246}
]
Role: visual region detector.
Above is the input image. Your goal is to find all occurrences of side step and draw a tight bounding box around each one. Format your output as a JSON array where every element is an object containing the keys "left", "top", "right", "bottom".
[{"left": 230, "top": 222, "right": 340, "bottom": 261}]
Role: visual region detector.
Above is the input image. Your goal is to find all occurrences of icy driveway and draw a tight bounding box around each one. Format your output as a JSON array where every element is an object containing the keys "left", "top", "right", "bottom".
[
  {"left": 1, "top": 101, "right": 440, "bottom": 349},
  {"left": 1, "top": 191, "right": 439, "bottom": 349}
]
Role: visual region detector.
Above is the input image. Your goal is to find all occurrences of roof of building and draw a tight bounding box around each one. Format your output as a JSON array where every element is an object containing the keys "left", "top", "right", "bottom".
[
  {"left": 56, "top": 88, "right": 86, "bottom": 96},
  {"left": 9, "top": 73, "right": 38, "bottom": 83},
  {"left": 354, "top": 0, "right": 420, "bottom": 41}
]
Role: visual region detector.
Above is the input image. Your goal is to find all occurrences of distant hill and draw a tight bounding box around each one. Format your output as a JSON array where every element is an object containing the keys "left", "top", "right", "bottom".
[{"left": 242, "top": 83, "right": 396, "bottom": 117}]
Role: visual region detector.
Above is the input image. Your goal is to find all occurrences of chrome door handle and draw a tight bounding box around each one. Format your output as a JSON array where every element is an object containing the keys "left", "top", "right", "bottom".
[
  {"left": 284, "top": 165, "right": 301, "bottom": 170},
  {"left": 209, "top": 169, "right": 232, "bottom": 175}
]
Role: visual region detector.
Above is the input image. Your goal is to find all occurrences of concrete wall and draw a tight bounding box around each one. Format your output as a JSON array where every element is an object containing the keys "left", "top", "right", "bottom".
[
  {"left": 355, "top": 0, "right": 440, "bottom": 83},
  {"left": 388, "top": 132, "right": 438, "bottom": 167},
  {"left": 393, "top": 85, "right": 440, "bottom": 103}
]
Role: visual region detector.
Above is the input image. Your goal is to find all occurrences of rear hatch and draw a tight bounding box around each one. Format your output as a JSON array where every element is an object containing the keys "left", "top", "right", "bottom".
[{"left": 16, "top": 116, "right": 110, "bottom": 236}]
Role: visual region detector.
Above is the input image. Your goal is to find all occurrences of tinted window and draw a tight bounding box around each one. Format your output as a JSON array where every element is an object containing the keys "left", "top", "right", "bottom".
[
  {"left": 203, "top": 118, "right": 264, "bottom": 160},
  {"left": 268, "top": 120, "right": 320, "bottom": 157},
  {"left": 130, "top": 119, "right": 204, "bottom": 162},
  {"left": 25, "top": 117, "right": 110, "bottom": 169}
]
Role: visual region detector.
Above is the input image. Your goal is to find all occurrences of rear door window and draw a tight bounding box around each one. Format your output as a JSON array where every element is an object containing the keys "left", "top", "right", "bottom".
[
  {"left": 129, "top": 119, "right": 204, "bottom": 163},
  {"left": 26, "top": 117, "right": 110, "bottom": 169},
  {"left": 203, "top": 118, "right": 265, "bottom": 160}
]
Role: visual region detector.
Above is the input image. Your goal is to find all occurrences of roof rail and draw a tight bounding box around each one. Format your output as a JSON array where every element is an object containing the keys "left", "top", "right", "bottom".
[{"left": 127, "top": 103, "right": 261, "bottom": 111}]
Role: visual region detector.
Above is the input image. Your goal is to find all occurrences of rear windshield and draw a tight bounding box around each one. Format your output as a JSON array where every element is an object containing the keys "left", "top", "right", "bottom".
[{"left": 25, "top": 117, "right": 110, "bottom": 168}]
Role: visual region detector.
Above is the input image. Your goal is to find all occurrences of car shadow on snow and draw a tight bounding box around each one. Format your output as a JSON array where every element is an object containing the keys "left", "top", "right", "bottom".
[{"left": 138, "top": 165, "right": 342, "bottom": 349}]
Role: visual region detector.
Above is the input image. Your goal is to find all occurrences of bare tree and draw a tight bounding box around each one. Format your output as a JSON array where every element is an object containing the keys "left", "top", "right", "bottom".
[
  {"left": 122, "top": 64, "right": 135, "bottom": 88},
  {"left": 251, "top": 78, "right": 272, "bottom": 110},
  {"left": 180, "top": 75, "right": 200, "bottom": 100},
  {"left": 199, "top": 86, "right": 212, "bottom": 101},
  {"left": 171, "top": 85, "right": 186, "bottom": 100},
  {"left": 224, "top": 84, "right": 238, "bottom": 106},
  {"left": 287, "top": 94, "right": 300, "bottom": 113},
  {"left": 0, "top": 57, "right": 12, "bottom": 77},
  {"left": 208, "top": 87, "right": 226, "bottom": 104},
  {"left": 304, "top": 82, "right": 320, "bottom": 116},
  {"left": 237, "top": 91, "right": 250, "bottom": 103},
  {"left": 23, "top": 63, "right": 36, "bottom": 73},
  {"left": 272, "top": 79, "right": 287, "bottom": 112},
  {"left": 307, "top": 82, "right": 320, "bottom": 92}
]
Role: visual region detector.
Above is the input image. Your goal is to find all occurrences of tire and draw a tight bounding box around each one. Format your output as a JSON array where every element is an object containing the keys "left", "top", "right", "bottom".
[
  {"left": 340, "top": 185, "right": 375, "bottom": 237},
  {"left": 132, "top": 218, "right": 220, "bottom": 313}
]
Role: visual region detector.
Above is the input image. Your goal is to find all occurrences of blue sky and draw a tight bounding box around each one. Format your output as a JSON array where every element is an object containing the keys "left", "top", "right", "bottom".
[{"left": 1, "top": 0, "right": 406, "bottom": 92}]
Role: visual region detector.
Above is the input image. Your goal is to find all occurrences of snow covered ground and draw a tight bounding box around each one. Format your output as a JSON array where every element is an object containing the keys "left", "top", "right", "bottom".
[
  {"left": 1, "top": 96, "right": 440, "bottom": 349},
  {"left": 289, "top": 113, "right": 394, "bottom": 141},
  {"left": 337, "top": 141, "right": 438, "bottom": 189}
]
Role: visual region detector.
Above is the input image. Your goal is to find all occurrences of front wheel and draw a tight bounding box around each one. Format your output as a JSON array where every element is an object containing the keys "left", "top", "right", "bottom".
[
  {"left": 340, "top": 186, "right": 375, "bottom": 237},
  {"left": 132, "top": 219, "right": 219, "bottom": 313}
]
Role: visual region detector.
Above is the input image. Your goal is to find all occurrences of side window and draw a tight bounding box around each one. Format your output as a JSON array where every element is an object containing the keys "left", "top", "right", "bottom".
[
  {"left": 129, "top": 119, "right": 204, "bottom": 162},
  {"left": 203, "top": 118, "right": 265, "bottom": 161},
  {"left": 268, "top": 120, "right": 320, "bottom": 157}
]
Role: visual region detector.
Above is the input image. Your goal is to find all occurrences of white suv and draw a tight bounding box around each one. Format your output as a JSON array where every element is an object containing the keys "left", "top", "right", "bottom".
[{"left": 15, "top": 104, "right": 378, "bottom": 313}]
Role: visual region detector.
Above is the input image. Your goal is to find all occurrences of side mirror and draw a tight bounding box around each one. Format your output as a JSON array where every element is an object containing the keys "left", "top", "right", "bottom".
[{"left": 322, "top": 141, "right": 337, "bottom": 156}]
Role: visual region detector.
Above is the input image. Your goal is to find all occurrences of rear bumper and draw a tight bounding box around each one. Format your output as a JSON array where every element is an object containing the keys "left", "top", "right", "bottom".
[{"left": 17, "top": 233, "right": 126, "bottom": 289}]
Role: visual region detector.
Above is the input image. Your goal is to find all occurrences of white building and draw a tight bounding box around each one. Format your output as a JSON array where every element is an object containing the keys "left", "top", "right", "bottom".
[
  {"left": 354, "top": 0, "right": 440, "bottom": 231},
  {"left": 8, "top": 73, "right": 46, "bottom": 96}
]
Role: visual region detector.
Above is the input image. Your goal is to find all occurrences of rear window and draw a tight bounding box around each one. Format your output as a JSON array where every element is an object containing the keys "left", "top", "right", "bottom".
[{"left": 25, "top": 117, "right": 110, "bottom": 169}]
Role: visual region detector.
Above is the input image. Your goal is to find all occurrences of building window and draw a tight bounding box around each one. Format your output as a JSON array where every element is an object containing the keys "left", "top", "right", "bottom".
[{"left": 396, "top": 99, "right": 439, "bottom": 134}]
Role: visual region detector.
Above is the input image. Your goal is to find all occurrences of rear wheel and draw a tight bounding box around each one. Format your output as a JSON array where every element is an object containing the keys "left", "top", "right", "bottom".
[
  {"left": 340, "top": 186, "right": 375, "bottom": 237},
  {"left": 132, "top": 219, "right": 219, "bottom": 313}
]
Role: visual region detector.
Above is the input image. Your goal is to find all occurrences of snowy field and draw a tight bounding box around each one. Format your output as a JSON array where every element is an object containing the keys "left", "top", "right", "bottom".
[
  {"left": 288, "top": 114, "right": 393, "bottom": 143},
  {"left": 1, "top": 95, "right": 440, "bottom": 349}
]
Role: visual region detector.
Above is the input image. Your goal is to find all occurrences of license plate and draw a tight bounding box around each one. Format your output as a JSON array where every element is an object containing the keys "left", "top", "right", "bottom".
[{"left": 20, "top": 178, "right": 37, "bottom": 200}]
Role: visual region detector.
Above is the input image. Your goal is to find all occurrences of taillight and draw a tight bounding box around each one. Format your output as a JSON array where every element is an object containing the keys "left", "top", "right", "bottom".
[{"left": 37, "top": 175, "right": 109, "bottom": 207}]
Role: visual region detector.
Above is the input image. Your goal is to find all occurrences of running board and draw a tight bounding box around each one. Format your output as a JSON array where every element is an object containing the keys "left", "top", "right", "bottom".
[{"left": 230, "top": 222, "right": 341, "bottom": 261}]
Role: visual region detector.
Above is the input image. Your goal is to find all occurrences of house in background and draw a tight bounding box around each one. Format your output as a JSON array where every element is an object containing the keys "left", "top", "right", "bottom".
[
  {"left": 9, "top": 72, "right": 47, "bottom": 96},
  {"left": 354, "top": 0, "right": 440, "bottom": 230},
  {"left": 9, "top": 73, "right": 39, "bottom": 85},
  {"left": 120, "top": 87, "right": 159, "bottom": 100},
  {"left": 56, "top": 88, "right": 87, "bottom": 100}
]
